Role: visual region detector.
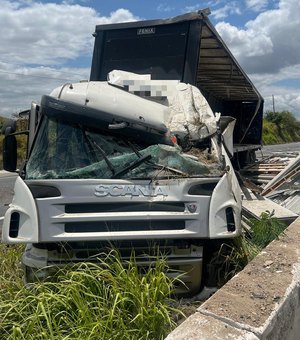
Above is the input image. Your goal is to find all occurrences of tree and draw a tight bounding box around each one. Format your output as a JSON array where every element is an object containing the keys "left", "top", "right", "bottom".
[{"left": 263, "top": 110, "right": 300, "bottom": 144}]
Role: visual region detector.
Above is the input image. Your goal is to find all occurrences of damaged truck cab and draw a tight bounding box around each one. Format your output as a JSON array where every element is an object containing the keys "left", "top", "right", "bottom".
[
  {"left": 2, "top": 10, "right": 262, "bottom": 295},
  {"left": 3, "top": 72, "right": 241, "bottom": 294}
]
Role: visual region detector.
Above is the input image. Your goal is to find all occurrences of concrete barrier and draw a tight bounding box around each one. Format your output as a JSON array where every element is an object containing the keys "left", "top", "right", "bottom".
[{"left": 166, "top": 217, "right": 300, "bottom": 340}]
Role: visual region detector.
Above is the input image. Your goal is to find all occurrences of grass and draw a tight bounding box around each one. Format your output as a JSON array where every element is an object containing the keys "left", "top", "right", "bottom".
[
  {"left": 0, "top": 247, "right": 180, "bottom": 340},
  {"left": 0, "top": 244, "right": 24, "bottom": 298},
  {"left": 211, "top": 210, "right": 287, "bottom": 284}
]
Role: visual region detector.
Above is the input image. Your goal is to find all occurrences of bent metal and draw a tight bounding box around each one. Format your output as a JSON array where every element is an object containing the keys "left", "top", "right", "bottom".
[{"left": 95, "top": 184, "right": 168, "bottom": 197}]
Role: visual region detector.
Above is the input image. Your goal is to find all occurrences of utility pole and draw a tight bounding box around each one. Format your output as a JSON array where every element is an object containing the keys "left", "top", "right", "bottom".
[{"left": 272, "top": 94, "right": 276, "bottom": 113}]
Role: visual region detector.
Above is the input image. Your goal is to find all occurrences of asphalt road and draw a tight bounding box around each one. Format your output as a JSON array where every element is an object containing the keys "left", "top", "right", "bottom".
[{"left": 258, "top": 142, "right": 300, "bottom": 158}]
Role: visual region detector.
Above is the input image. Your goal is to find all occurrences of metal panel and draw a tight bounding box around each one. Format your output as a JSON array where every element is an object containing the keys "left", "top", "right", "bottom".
[{"left": 91, "top": 10, "right": 262, "bottom": 102}]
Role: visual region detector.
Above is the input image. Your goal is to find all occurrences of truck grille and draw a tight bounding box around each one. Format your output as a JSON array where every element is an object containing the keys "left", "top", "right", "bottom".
[
  {"left": 65, "top": 202, "right": 185, "bottom": 213},
  {"left": 65, "top": 220, "right": 185, "bottom": 233},
  {"left": 33, "top": 179, "right": 211, "bottom": 242}
]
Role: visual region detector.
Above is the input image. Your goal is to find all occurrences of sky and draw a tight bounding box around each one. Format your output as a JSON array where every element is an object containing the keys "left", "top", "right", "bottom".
[{"left": 0, "top": 0, "right": 300, "bottom": 119}]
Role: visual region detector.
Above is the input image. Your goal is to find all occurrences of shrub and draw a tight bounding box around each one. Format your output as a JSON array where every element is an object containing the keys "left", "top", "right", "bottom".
[
  {"left": 263, "top": 110, "right": 300, "bottom": 144},
  {"left": 248, "top": 210, "right": 286, "bottom": 248}
]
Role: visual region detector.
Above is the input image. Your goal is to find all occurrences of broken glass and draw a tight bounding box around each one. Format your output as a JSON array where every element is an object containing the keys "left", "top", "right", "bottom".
[{"left": 25, "top": 116, "right": 223, "bottom": 180}]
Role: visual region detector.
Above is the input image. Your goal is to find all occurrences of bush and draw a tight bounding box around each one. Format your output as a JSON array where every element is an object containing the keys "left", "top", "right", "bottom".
[
  {"left": 248, "top": 210, "right": 286, "bottom": 248},
  {"left": 263, "top": 110, "right": 300, "bottom": 144},
  {"left": 262, "top": 120, "right": 282, "bottom": 145}
]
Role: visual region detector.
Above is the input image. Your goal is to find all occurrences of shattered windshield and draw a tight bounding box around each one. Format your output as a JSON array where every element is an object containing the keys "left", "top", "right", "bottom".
[{"left": 25, "top": 116, "right": 222, "bottom": 180}]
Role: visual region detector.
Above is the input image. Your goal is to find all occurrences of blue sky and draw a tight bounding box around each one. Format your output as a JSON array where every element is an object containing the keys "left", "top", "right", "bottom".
[
  {"left": 0, "top": 0, "right": 300, "bottom": 118},
  {"left": 91, "top": 0, "right": 276, "bottom": 24}
]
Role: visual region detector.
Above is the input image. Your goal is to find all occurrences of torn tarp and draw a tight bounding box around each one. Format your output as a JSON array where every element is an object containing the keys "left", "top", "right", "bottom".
[
  {"left": 167, "top": 83, "right": 220, "bottom": 142},
  {"left": 108, "top": 70, "right": 221, "bottom": 144}
]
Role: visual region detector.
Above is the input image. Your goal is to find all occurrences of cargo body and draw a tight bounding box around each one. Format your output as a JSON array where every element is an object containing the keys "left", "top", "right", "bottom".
[{"left": 91, "top": 10, "right": 264, "bottom": 165}]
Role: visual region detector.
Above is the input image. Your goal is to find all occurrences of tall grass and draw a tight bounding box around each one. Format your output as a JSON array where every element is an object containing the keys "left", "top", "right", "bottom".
[
  {"left": 0, "top": 247, "right": 179, "bottom": 339},
  {"left": 0, "top": 244, "right": 24, "bottom": 298},
  {"left": 210, "top": 211, "right": 287, "bottom": 285}
]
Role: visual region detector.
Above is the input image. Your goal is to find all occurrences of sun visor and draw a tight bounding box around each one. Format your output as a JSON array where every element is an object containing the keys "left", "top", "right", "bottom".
[{"left": 40, "top": 95, "right": 172, "bottom": 145}]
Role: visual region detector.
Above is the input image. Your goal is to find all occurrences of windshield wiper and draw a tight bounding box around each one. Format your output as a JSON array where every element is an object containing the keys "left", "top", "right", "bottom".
[
  {"left": 83, "top": 131, "right": 115, "bottom": 175},
  {"left": 111, "top": 154, "right": 152, "bottom": 179}
]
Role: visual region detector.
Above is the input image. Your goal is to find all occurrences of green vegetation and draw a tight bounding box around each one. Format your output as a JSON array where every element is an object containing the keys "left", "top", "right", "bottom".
[
  {"left": 0, "top": 244, "right": 25, "bottom": 299},
  {"left": 248, "top": 211, "right": 286, "bottom": 248},
  {"left": 0, "top": 247, "right": 179, "bottom": 339},
  {"left": 263, "top": 110, "right": 300, "bottom": 145},
  {"left": 213, "top": 211, "right": 286, "bottom": 283}
]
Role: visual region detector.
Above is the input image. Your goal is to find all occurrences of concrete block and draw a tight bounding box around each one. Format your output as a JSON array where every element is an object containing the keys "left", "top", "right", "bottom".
[
  {"left": 198, "top": 217, "right": 300, "bottom": 339},
  {"left": 165, "top": 312, "right": 258, "bottom": 339},
  {"left": 166, "top": 217, "right": 300, "bottom": 339}
]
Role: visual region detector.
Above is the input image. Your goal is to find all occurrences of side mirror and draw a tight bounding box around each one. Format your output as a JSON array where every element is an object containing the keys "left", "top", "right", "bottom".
[
  {"left": 2, "top": 119, "right": 16, "bottom": 136},
  {"left": 3, "top": 134, "right": 17, "bottom": 172}
]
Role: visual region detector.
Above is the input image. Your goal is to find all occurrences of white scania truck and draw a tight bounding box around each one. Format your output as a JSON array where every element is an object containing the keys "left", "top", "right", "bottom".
[{"left": 2, "top": 10, "right": 263, "bottom": 294}]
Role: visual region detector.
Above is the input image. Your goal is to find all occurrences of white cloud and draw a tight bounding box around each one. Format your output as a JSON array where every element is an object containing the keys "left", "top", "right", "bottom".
[
  {"left": 215, "top": 0, "right": 300, "bottom": 117},
  {"left": 157, "top": 3, "right": 174, "bottom": 12},
  {"left": 184, "top": 4, "right": 202, "bottom": 12},
  {"left": 0, "top": 1, "right": 139, "bottom": 117},
  {"left": 216, "top": 0, "right": 300, "bottom": 74},
  {"left": 246, "top": 0, "right": 269, "bottom": 12},
  {"left": 0, "top": 61, "right": 89, "bottom": 116},
  {"left": 0, "top": 2, "right": 139, "bottom": 66},
  {"left": 250, "top": 64, "right": 300, "bottom": 118},
  {"left": 215, "top": 22, "right": 273, "bottom": 57},
  {"left": 250, "top": 64, "right": 300, "bottom": 89},
  {"left": 183, "top": 2, "right": 237, "bottom": 17},
  {"left": 211, "top": 2, "right": 241, "bottom": 19},
  {"left": 264, "top": 92, "right": 300, "bottom": 118}
]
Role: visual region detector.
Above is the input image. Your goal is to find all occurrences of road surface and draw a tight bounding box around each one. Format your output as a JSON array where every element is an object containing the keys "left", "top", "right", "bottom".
[{"left": 257, "top": 142, "right": 300, "bottom": 158}]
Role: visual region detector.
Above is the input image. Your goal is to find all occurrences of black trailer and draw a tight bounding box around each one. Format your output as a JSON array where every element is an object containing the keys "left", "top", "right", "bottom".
[{"left": 90, "top": 9, "right": 264, "bottom": 167}]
